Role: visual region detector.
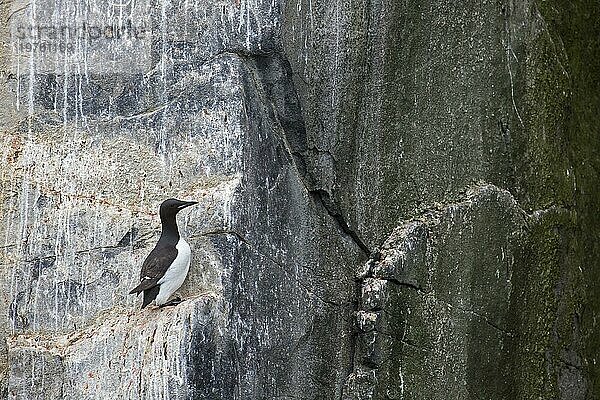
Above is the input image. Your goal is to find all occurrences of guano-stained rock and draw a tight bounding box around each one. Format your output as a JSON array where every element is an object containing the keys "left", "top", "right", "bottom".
[{"left": 1, "top": 0, "right": 599, "bottom": 399}]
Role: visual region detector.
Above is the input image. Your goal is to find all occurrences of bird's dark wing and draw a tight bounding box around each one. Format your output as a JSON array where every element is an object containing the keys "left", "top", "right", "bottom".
[{"left": 128, "top": 245, "right": 178, "bottom": 295}]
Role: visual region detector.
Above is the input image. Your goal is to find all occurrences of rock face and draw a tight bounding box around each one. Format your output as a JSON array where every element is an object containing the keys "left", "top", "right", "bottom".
[{"left": 0, "top": 0, "right": 598, "bottom": 399}]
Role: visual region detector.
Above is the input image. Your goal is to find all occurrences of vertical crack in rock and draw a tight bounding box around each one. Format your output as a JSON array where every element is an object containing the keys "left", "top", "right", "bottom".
[
  {"left": 251, "top": 55, "right": 371, "bottom": 398},
  {"left": 249, "top": 52, "right": 373, "bottom": 399},
  {"left": 232, "top": 49, "right": 371, "bottom": 398}
]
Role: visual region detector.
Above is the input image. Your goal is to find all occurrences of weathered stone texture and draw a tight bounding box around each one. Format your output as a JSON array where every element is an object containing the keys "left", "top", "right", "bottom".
[{"left": 1, "top": 0, "right": 598, "bottom": 399}]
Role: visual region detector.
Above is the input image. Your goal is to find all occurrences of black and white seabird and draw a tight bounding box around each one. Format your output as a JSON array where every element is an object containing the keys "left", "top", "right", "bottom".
[{"left": 129, "top": 198, "right": 198, "bottom": 309}]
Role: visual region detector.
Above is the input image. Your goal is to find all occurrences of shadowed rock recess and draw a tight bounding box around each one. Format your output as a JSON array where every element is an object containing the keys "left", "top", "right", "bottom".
[{"left": 0, "top": 0, "right": 598, "bottom": 399}]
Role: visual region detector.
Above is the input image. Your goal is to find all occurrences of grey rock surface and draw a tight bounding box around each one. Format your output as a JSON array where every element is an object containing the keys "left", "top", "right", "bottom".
[
  {"left": 8, "top": 296, "right": 222, "bottom": 399},
  {"left": 345, "top": 185, "right": 527, "bottom": 399},
  {"left": 1, "top": 0, "right": 599, "bottom": 399}
]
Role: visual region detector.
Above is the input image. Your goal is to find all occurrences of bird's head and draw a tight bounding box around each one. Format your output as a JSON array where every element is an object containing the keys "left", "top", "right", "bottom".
[{"left": 159, "top": 198, "right": 198, "bottom": 219}]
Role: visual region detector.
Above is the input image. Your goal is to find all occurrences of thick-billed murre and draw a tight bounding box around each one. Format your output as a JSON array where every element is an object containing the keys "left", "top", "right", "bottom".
[{"left": 129, "top": 198, "right": 197, "bottom": 309}]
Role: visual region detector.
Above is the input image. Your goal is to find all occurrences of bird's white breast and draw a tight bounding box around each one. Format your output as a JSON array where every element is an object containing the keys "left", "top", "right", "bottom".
[{"left": 155, "top": 238, "right": 191, "bottom": 305}]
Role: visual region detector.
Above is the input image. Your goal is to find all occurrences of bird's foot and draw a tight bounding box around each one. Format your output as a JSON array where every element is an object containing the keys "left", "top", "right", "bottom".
[{"left": 159, "top": 296, "right": 183, "bottom": 308}]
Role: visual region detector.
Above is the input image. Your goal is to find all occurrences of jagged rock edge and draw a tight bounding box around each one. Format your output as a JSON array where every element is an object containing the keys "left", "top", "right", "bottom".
[{"left": 342, "top": 182, "right": 569, "bottom": 397}]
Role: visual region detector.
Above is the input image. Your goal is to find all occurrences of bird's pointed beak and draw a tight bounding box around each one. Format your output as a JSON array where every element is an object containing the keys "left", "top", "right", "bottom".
[{"left": 178, "top": 201, "right": 198, "bottom": 209}]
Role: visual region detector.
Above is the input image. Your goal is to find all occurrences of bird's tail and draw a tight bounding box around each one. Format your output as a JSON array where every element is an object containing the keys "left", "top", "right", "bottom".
[{"left": 141, "top": 286, "right": 160, "bottom": 309}]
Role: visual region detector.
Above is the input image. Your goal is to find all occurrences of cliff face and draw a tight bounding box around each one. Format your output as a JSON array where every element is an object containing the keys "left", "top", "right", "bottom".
[{"left": 1, "top": 0, "right": 598, "bottom": 399}]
